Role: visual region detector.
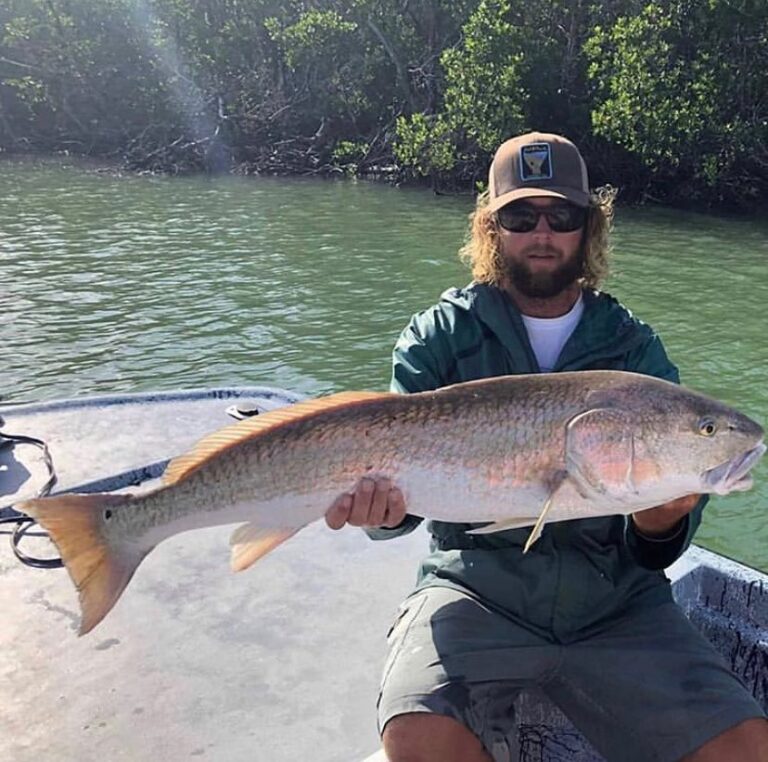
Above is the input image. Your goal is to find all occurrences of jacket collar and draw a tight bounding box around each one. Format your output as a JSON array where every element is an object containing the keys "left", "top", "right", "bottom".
[{"left": 440, "top": 283, "right": 648, "bottom": 371}]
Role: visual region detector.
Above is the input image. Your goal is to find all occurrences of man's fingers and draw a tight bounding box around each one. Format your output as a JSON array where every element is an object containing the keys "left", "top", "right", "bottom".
[
  {"left": 348, "top": 477, "right": 376, "bottom": 526},
  {"left": 327, "top": 479, "right": 407, "bottom": 529},
  {"left": 384, "top": 487, "right": 406, "bottom": 527},
  {"left": 325, "top": 493, "right": 353, "bottom": 530},
  {"left": 367, "top": 477, "right": 391, "bottom": 526}
]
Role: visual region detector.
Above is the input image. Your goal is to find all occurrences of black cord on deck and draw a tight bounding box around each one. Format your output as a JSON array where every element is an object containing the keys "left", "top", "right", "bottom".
[{"left": 0, "top": 426, "right": 62, "bottom": 569}]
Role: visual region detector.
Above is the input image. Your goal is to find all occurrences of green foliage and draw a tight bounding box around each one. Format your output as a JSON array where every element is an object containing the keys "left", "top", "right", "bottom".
[
  {"left": 585, "top": 0, "right": 768, "bottom": 202},
  {"left": 265, "top": 8, "right": 369, "bottom": 131},
  {"left": 0, "top": 0, "right": 178, "bottom": 152},
  {"left": 440, "top": 0, "right": 526, "bottom": 152},
  {"left": 394, "top": 0, "right": 527, "bottom": 179},
  {"left": 1, "top": 0, "right": 766, "bottom": 205},
  {"left": 393, "top": 112, "right": 455, "bottom": 175},
  {"left": 265, "top": 10, "right": 357, "bottom": 70},
  {"left": 331, "top": 138, "right": 368, "bottom": 173},
  {"left": 586, "top": 4, "right": 716, "bottom": 168}
]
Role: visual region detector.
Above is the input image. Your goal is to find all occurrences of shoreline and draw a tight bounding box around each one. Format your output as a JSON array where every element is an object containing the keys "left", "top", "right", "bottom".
[{"left": 1, "top": 149, "right": 765, "bottom": 216}]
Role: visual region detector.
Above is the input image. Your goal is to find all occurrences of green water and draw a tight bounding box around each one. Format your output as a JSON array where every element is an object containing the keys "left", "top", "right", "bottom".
[{"left": 2, "top": 157, "right": 767, "bottom": 569}]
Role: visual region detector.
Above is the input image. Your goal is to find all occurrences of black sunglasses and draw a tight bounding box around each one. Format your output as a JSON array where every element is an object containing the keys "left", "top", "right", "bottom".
[{"left": 496, "top": 202, "right": 587, "bottom": 233}]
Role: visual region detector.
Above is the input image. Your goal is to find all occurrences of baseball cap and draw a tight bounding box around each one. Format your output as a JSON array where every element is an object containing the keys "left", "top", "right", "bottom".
[{"left": 488, "top": 132, "right": 590, "bottom": 212}]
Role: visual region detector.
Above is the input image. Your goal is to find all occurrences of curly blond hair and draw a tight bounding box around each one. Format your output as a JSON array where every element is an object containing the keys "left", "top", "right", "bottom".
[{"left": 458, "top": 186, "right": 617, "bottom": 290}]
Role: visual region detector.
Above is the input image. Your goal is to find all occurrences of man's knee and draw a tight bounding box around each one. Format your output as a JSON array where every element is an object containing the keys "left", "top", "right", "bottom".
[
  {"left": 682, "top": 717, "right": 768, "bottom": 762},
  {"left": 382, "top": 712, "right": 492, "bottom": 762}
]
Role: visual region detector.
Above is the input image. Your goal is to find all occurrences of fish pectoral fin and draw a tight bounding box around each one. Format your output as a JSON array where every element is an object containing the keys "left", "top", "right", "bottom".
[
  {"left": 466, "top": 517, "right": 540, "bottom": 535},
  {"left": 229, "top": 524, "right": 299, "bottom": 572},
  {"left": 522, "top": 472, "right": 568, "bottom": 554}
]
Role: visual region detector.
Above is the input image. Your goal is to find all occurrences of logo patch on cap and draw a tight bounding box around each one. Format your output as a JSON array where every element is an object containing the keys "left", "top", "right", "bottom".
[{"left": 520, "top": 143, "right": 553, "bottom": 181}]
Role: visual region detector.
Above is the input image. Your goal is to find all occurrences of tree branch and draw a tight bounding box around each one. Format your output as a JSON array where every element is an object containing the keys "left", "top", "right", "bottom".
[{"left": 366, "top": 17, "right": 415, "bottom": 112}]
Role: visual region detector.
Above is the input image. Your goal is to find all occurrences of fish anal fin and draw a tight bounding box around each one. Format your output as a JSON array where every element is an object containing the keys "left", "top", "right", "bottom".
[
  {"left": 163, "top": 391, "right": 390, "bottom": 487},
  {"left": 16, "top": 493, "right": 144, "bottom": 635},
  {"left": 229, "top": 523, "right": 300, "bottom": 572}
]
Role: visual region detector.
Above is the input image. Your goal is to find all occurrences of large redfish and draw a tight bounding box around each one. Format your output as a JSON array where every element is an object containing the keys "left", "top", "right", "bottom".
[{"left": 17, "top": 371, "right": 765, "bottom": 634}]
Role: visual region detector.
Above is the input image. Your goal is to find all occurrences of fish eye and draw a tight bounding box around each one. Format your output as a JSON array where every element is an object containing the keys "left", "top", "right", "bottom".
[{"left": 698, "top": 418, "right": 718, "bottom": 437}]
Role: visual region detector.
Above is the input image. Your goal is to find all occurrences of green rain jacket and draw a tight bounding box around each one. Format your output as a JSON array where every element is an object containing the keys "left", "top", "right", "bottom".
[{"left": 367, "top": 283, "right": 707, "bottom": 643}]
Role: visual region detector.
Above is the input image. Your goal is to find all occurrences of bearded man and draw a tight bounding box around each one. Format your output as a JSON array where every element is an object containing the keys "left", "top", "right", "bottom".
[{"left": 326, "top": 133, "right": 768, "bottom": 762}]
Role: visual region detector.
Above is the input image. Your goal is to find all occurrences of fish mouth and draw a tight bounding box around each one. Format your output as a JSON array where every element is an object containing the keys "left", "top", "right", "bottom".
[{"left": 703, "top": 442, "right": 766, "bottom": 495}]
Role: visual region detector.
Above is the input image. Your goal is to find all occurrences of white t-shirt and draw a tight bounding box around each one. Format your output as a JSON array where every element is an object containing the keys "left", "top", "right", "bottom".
[{"left": 521, "top": 294, "right": 584, "bottom": 372}]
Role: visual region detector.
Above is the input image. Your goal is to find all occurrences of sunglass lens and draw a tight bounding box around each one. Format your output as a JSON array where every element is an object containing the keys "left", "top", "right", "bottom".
[
  {"left": 548, "top": 205, "right": 586, "bottom": 232},
  {"left": 497, "top": 206, "right": 538, "bottom": 232},
  {"left": 497, "top": 203, "right": 586, "bottom": 233}
]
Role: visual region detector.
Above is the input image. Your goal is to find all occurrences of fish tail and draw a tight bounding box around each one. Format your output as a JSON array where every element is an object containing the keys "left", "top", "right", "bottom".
[{"left": 17, "top": 492, "right": 144, "bottom": 635}]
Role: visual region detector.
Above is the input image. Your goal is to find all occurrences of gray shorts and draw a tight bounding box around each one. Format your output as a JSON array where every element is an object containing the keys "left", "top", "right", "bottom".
[{"left": 377, "top": 586, "right": 765, "bottom": 762}]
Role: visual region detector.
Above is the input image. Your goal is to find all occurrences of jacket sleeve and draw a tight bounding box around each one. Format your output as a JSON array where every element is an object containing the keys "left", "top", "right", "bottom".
[
  {"left": 364, "top": 317, "right": 445, "bottom": 541},
  {"left": 622, "top": 332, "right": 708, "bottom": 569},
  {"left": 390, "top": 318, "right": 447, "bottom": 394}
]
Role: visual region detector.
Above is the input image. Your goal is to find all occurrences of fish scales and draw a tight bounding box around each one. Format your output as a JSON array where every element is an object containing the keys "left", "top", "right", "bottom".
[
  {"left": 111, "top": 381, "right": 576, "bottom": 540},
  {"left": 70, "top": 374, "right": 697, "bottom": 536},
  {"left": 16, "top": 370, "right": 765, "bottom": 634}
]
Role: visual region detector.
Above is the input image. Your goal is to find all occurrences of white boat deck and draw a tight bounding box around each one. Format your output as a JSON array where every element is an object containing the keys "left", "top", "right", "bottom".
[
  {"left": 0, "top": 388, "right": 422, "bottom": 762},
  {"left": 2, "top": 504, "right": 427, "bottom": 762}
]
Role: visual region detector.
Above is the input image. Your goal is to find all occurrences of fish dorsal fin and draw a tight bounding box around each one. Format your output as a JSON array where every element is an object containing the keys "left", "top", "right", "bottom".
[{"left": 162, "top": 391, "right": 389, "bottom": 486}]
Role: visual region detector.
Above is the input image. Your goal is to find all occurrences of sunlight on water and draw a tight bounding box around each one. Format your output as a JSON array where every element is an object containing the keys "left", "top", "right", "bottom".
[{"left": 1, "top": 157, "right": 766, "bottom": 569}]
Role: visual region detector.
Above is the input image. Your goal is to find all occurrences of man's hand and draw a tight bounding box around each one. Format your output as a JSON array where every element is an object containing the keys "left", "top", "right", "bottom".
[
  {"left": 631, "top": 494, "right": 701, "bottom": 538},
  {"left": 325, "top": 477, "right": 407, "bottom": 530}
]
